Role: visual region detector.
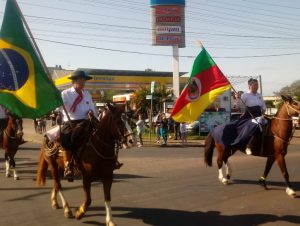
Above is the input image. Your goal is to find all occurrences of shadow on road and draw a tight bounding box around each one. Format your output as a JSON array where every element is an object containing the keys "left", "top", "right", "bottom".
[
  {"left": 82, "top": 206, "right": 300, "bottom": 226},
  {"left": 232, "top": 179, "right": 300, "bottom": 191}
]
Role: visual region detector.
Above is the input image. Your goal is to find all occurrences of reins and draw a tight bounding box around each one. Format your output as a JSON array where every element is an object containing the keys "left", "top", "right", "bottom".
[
  {"left": 4, "top": 118, "right": 20, "bottom": 140},
  {"left": 84, "top": 114, "right": 124, "bottom": 160},
  {"left": 265, "top": 102, "right": 299, "bottom": 144}
]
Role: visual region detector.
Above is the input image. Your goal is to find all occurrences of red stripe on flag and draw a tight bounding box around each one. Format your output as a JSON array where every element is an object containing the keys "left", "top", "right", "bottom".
[{"left": 171, "top": 65, "right": 229, "bottom": 116}]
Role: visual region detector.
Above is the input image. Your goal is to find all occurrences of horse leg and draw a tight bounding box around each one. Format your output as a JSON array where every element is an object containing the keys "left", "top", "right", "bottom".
[
  {"left": 258, "top": 157, "right": 275, "bottom": 190},
  {"left": 5, "top": 156, "right": 10, "bottom": 178},
  {"left": 49, "top": 158, "right": 73, "bottom": 217},
  {"left": 103, "top": 179, "right": 116, "bottom": 226},
  {"left": 216, "top": 145, "right": 228, "bottom": 185},
  {"left": 4, "top": 152, "right": 15, "bottom": 178},
  {"left": 58, "top": 190, "right": 73, "bottom": 218},
  {"left": 276, "top": 154, "right": 296, "bottom": 198},
  {"left": 51, "top": 188, "right": 59, "bottom": 209},
  {"left": 75, "top": 177, "right": 92, "bottom": 220},
  {"left": 224, "top": 159, "right": 232, "bottom": 180}
]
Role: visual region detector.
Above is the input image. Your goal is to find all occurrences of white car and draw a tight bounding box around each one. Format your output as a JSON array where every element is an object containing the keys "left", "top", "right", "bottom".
[
  {"left": 186, "top": 121, "right": 200, "bottom": 132},
  {"left": 292, "top": 117, "right": 300, "bottom": 129}
]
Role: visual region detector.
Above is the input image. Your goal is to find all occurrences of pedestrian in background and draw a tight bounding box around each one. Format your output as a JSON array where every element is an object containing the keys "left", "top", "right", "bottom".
[
  {"left": 180, "top": 122, "right": 187, "bottom": 145},
  {"left": 160, "top": 113, "right": 168, "bottom": 146},
  {"left": 136, "top": 114, "right": 144, "bottom": 147},
  {"left": 155, "top": 112, "right": 162, "bottom": 144},
  {"left": 173, "top": 121, "right": 180, "bottom": 140}
]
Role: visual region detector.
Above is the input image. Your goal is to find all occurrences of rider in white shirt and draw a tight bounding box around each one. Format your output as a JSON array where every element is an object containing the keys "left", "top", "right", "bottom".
[
  {"left": 59, "top": 70, "right": 96, "bottom": 179},
  {"left": 241, "top": 78, "right": 266, "bottom": 155}
]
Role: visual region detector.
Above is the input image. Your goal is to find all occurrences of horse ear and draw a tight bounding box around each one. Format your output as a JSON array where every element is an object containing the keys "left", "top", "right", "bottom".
[{"left": 281, "top": 95, "right": 292, "bottom": 103}]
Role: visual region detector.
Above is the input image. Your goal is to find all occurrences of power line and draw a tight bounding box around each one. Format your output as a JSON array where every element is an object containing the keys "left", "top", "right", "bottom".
[{"left": 36, "top": 37, "right": 300, "bottom": 58}]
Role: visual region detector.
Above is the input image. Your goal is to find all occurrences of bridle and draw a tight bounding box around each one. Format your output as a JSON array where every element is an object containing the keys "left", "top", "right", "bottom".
[
  {"left": 85, "top": 113, "right": 126, "bottom": 160},
  {"left": 267, "top": 101, "right": 300, "bottom": 144},
  {"left": 4, "top": 117, "right": 22, "bottom": 140}
]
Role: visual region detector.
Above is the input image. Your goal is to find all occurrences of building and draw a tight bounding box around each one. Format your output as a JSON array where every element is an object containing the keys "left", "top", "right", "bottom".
[{"left": 52, "top": 68, "right": 188, "bottom": 101}]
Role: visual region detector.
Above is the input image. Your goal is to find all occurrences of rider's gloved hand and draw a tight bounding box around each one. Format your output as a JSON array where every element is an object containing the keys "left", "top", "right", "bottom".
[{"left": 88, "top": 110, "right": 94, "bottom": 119}]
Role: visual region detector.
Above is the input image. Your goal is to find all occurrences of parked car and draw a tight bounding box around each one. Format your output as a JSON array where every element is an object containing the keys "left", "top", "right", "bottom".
[
  {"left": 292, "top": 116, "right": 300, "bottom": 129},
  {"left": 186, "top": 121, "right": 200, "bottom": 132}
]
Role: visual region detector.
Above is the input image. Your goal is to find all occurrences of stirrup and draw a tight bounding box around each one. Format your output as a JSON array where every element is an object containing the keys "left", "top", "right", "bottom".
[{"left": 114, "top": 162, "right": 123, "bottom": 170}]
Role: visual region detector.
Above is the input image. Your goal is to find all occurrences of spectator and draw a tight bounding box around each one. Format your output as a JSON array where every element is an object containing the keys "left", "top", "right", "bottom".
[
  {"left": 136, "top": 114, "right": 144, "bottom": 147},
  {"left": 155, "top": 112, "right": 162, "bottom": 144},
  {"left": 173, "top": 121, "right": 180, "bottom": 140},
  {"left": 160, "top": 113, "right": 168, "bottom": 146},
  {"left": 180, "top": 122, "right": 187, "bottom": 145},
  {"left": 167, "top": 117, "right": 174, "bottom": 139}
]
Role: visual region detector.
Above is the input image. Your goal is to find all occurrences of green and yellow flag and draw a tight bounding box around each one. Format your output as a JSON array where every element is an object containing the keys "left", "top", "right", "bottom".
[
  {"left": 171, "top": 47, "right": 231, "bottom": 123},
  {"left": 0, "top": 0, "right": 62, "bottom": 118}
]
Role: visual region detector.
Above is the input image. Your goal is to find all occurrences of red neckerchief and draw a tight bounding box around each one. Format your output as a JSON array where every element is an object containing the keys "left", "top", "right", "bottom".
[{"left": 69, "top": 90, "right": 83, "bottom": 113}]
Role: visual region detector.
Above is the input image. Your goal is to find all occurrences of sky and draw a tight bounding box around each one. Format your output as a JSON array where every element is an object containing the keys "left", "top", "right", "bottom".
[{"left": 0, "top": 0, "right": 299, "bottom": 95}]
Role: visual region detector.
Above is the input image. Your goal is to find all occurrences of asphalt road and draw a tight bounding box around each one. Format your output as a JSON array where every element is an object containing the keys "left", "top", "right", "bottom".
[{"left": 1, "top": 140, "right": 300, "bottom": 226}]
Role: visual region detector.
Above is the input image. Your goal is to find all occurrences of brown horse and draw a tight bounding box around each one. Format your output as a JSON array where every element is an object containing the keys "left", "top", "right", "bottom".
[
  {"left": 0, "top": 115, "right": 23, "bottom": 179},
  {"left": 204, "top": 95, "right": 300, "bottom": 197},
  {"left": 36, "top": 104, "right": 127, "bottom": 225}
]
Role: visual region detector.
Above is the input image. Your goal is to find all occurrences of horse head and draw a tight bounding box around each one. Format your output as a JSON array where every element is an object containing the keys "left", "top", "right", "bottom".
[
  {"left": 281, "top": 95, "right": 300, "bottom": 117},
  {"left": 6, "top": 114, "right": 23, "bottom": 139},
  {"left": 103, "top": 103, "right": 126, "bottom": 141}
]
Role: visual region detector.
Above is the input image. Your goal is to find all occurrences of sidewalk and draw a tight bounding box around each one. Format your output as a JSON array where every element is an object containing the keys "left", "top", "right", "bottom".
[
  {"left": 23, "top": 119, "right": 45, "bottom": 144},
  {"left": 22, "top": 119, "right": 205, "bottom": 147}
]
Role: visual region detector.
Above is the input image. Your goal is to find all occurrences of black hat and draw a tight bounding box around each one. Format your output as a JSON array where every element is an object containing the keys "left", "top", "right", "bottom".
[{"left": 68, "top": 70, "right": 92, "bottom": 80}]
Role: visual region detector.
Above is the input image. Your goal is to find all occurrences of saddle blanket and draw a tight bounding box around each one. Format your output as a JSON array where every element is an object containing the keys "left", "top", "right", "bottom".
[
  {"left": 212, "top": 118, "right": 262, "bottom": 149},
  {"left": 45, "top": 126, "right": 60, "bottom": 142}
]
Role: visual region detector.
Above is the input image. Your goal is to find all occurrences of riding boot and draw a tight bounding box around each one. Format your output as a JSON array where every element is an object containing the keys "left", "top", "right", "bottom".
[
  {"left": 63, "top": 150, "right": 74, "bottom": 180},
  {"left": 114, "top": 160, "right": 123, "bottom": 170}
]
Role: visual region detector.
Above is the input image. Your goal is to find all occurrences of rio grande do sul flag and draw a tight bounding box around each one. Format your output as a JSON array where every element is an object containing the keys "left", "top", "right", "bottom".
[
  {"left": 0, "top": 0, "right": 63, "bottom": 119},
  {"left": 171, "top": 47, "right": 231, "bottom": 123}
]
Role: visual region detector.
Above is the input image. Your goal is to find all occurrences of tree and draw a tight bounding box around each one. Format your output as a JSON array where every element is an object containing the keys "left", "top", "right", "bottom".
[
  {"left": 132, "top": 83, "right": 174, "bottom": 116},
  {"left": 276, "top": 79, "right": 300, "bottom": 101}
]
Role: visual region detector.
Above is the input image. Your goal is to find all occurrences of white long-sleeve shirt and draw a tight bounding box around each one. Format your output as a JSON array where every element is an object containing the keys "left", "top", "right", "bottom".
[
  {"left": 60, "top": 87, "right": 96, "bottom": 122},
  {"left": 241, "top": 92, "right": 266, "bottom": 112}
]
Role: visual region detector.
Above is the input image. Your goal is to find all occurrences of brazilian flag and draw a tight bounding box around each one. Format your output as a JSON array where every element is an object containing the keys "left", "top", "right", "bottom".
[{"left": 0, "top": 0, "right": 63, "bottom": 119}]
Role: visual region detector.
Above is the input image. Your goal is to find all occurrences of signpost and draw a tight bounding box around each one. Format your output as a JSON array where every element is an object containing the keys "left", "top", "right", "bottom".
[
  {"left": 150, "top": 0, "right": 186, "bottom": 99},
  {"left": 149, "top": 81, "right": 155, "bottom": 144}
]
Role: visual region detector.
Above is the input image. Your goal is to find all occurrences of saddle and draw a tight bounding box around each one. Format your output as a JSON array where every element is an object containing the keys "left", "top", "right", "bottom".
[{"left": 44, "top": 117, "right": 99, "bottom": 157}]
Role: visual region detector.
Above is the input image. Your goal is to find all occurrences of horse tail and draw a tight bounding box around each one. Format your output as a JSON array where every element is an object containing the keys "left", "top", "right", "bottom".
[
  {"left": 204, "top": 133, "right": 215, "bottom": 167},
  {"left": 36, "top": 149, "right": 48, "bottom": 186}
]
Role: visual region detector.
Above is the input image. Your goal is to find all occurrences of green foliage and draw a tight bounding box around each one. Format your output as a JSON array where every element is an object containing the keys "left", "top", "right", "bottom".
[
  {"left": 276, "top": 79, "right": 300, "bottom": 101},
  {"left": 132, "top": 83, "right": 174, "bottom": 113},
  {"left": 265, "top": 100, "right": 275, "bottom": 108}
]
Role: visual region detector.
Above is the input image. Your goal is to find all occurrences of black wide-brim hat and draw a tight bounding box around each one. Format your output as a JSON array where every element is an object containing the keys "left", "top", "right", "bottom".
[{"left": 68, "top": 70, "right": 92, "bottom": 80}]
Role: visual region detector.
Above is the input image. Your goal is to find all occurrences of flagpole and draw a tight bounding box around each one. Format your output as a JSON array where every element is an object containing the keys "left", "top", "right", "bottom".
[{"left": 12, "top": 0, "right": 72, "bottom": 123}]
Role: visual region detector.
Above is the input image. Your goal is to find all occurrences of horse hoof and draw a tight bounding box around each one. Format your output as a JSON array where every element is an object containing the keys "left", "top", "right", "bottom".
[
  {"left": 6, "top": 174, "right": 11, "bottom": 178},
  {"left": 258, "top": 178, "right": 268, "bottom": 190},
  {"left": 226, "top": 175, "right": 231, "bottom": 180},
  {"left": 14, "top": 176, "right": 19, "bottom": 180},
  {"left": 64, "top": 210, "right": 73, "bottom": 218},
  {"left": 219, "top": 177, "right": 229, "bottom": 185},
  {"left": 106, "top": 221, "right": 117, "bottom": 226},
  {"left": 52, "top": 203, "right": 59, "bottom": 209},
  {"left": 75, "top": 209, "right": 84, "bottom": 220},
  {"left": 286, "top": 187, "right": 296, "bottom": 198}
]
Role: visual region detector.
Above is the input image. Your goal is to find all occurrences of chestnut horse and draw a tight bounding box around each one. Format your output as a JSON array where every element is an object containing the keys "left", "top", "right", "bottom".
[
  {"left": 0, "top": 115, "right": 23, "bottom": 180},
  {"left": 204, "top": 95, "right": 300, "bottom": 197},
  {"left": 36, "top": 104, "right": 127, "bottom": 226}
]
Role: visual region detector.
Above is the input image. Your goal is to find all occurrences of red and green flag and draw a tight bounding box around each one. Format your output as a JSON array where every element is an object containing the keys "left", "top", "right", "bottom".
[
  {"left": 171, "top": 47, "right": 231, "bottom": 122},
  {"left": 0, "top": 0, "right": 62, "bottom": 119}
]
